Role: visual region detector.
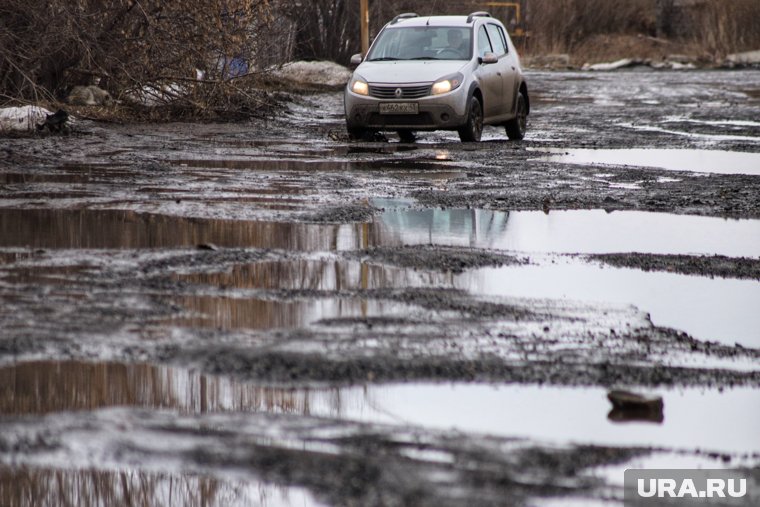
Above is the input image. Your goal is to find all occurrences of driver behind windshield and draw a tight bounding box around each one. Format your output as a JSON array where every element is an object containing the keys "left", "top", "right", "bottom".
[{"left": 447, "top": 29, "right": 464, "bottom": 51}]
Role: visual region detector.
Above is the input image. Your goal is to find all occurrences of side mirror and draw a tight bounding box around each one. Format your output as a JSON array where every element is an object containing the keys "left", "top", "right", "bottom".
[
  {"left": 350, "top": 53, "right": 363, "bottom": 66},
  {"left": 480, "top": 52, "right": 498, "bottom": 64}
]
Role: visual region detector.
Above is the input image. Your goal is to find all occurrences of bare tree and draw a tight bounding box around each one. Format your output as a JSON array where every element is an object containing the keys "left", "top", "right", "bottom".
[{"left": 0, "top": 0, "right": 282, "bottom": 117}]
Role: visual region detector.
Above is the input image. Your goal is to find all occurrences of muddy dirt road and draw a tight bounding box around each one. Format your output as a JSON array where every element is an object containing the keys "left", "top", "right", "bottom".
[{"left": 1, "top": 69, "right": 760, "bottom": 506}]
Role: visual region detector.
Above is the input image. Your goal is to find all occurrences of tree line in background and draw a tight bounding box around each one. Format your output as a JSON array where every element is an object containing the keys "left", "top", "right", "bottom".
[
  {"left": 292, "top": 0, "right": 760, "bottom": 62},
  {"left": 526, "top": 0, "right": 760, "bottom": 58},
  {"left": 1, "top": 0, "right": 758, "bottom": 113}
]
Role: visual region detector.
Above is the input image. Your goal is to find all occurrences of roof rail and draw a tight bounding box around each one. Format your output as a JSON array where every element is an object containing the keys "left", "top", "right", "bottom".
[
  {"left": 391, "top": 13, "right": 419, "bottom": 24},
  {"left": 466, "top": 11, "right": 491, "bottom": 23}
]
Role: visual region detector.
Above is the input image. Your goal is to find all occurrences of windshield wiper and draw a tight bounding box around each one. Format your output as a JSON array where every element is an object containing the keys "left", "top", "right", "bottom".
[
  {"left": 409, "top": 56, "right": 440, "bottom": 60},
  {"left": 368, "top": 57, "right": 402, "bottom": 61}
]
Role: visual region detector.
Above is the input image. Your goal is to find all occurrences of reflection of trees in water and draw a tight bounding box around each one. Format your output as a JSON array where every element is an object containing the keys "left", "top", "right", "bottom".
[
  {"left": 180, "top": 259, "right": 452, "bottom": 291},
  {"left": 175, "top": 259, "right": 453, "bottom": 330},
  {"left": 176, "top": 295, "right": 408, "bottom": 330},
  {"left": 0, "top": 209, "right": 364, "bottom": 251},
  {"left": 372, "top": 209, "right": 511, "bottom": 249},
  {"left": 0, "top": 361, "right": 343, "bottom": 416},
  {"left": 0, "top": 466, "right": 302, "bottom": 507}
]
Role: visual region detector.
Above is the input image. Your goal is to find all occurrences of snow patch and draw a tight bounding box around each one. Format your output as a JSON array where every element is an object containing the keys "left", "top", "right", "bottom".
[
  {"left": 272, "top": 61, "right": 352, "bottom": 89},
  {"left": 0, "top": 105, "right": 53, "bottom": 132},
  {"left": 583, "top": 58, "right": 639, "bottom": 71},
  {"left": 726, "top": 49, "right": 760, "bottom": 67}
]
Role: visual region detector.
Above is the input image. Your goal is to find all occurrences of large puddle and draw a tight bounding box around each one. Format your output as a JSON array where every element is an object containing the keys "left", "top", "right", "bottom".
[
  {"left": 179, "top": 259, "right": 450, "bottom": 291},
  {"left": 0, "top": 208, "right": 366, "bottom": 250},
  {"left": 2, "top": 361, "right": 757, "bottom": 457},
  {"left": 374, "top": 205, "right": 760, "bottom": 257},
  {"left": 0, "top": 465, "right": 322, "bottom": 507},
  {"left": 3, "top": 205, "right": 758, "bottom": 345},
  {"left": 2, "top": 205, "right": 759, "bottom": 257},
  {"left": 175, "top": 295, "right": 411, "bottom": 330},
  {"left": 373, "top": 205, "right": 760, "bottom": 346},
  {"left": 537, "top": 148, "right": 760, "bottom": 175},
  {"left": 170, "top": 157, "right": 453, "bottom": 172},
  {"left": 457, "top": 259, "right": 760, "bottom": 347},
  {"left": 173, "top": 260, "right": 440, "bottom": 329},
  {"left": 170, "top": 257, "right": 760, "bottom": 346}
]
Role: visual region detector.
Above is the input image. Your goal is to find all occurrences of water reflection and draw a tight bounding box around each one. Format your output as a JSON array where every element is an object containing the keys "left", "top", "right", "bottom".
[
  {"left": 0, "top": 209, "right": 366, "bottom": 250},
  {"left": 0, "top": 172, "right": 90, "bottom": 184},
  {"left": 4, "top": 205, "right": 756, "bottom": 257},
  {"left": 58, "top": 164, "right": 136, "bottom": 179},
  {"left": 326, "top": 383, "right": 760, "bottom": 455},
  {"left": 180, "top": 259, "right": 451, "bottom": 291},
  {"left": 373, "top": 207, "right": 760, "bottom": 257},
  {"left": 0, "top": 265, "right": 88, "bottom": 286},
  {"left": 536, "top": 148, "right": 760, "bottom": 175},
  {"left": 0, "top": 466, "right": 321, "bottom": 507},
  {"left": 458, "top": 259, "right": 760, "bottom": 347},
  {"left": 174, "top": 259, "right": 449, "bottom": 329},
  {"left": 374, "top": 207, "right": 511, "bottom": 249},
  {"left": 171, "top": 158, "right": 449, "bottom": 171},
  {"left": 0, "top": 361, "right": 337, "bottom": 416},
  {"left": 176, "top": 295, "right": 409, "bottom": 329},
  {"left": 2, "top": 361, "right": 757, "bottom": 456},
  {"left": 180, "top": 254, "right": 758, "bottom": 344}
]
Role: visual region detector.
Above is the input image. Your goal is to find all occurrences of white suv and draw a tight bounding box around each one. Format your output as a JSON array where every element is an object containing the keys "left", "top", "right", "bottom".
[{"left": 344, "top": 12, "right": 529, "bottom": 142}]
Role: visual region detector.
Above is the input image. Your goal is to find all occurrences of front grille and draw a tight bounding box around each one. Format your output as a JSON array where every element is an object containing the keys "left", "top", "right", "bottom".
[
  {"left": 369, "top": 85, "right": 431, "bottom": 99},
  {"left": 367, "top": 112, "right": 434, "bottom": 127}
]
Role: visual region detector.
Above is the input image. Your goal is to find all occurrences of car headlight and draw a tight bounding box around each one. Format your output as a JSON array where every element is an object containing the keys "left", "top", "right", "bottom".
[
  {"left": 350, "top": 76, "right": 369, "bottom": 96},
  {"left": 431, "top": 73, "right": 464, "bottom": 95}
]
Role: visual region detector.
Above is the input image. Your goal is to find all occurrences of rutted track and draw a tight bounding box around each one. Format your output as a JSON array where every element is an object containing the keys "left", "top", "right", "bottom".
[{"left": 1, "top": 69, "right": 759, "bottom": 506}]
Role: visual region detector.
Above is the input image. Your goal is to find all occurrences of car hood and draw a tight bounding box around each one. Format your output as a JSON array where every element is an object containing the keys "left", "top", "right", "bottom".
[{"left": 355, "top": 60, "right": 469, "bottom": 85}]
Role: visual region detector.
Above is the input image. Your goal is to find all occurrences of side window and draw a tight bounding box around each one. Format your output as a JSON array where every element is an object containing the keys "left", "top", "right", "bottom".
[
  {"left": 477, "top": 25, "right": 492, "bottom": 58},
  {"left": 498, "top": 26, "right": 509, "bottom": 54},
  {"left": 486, "top": 24, "right": 506, "bottom": 56}
]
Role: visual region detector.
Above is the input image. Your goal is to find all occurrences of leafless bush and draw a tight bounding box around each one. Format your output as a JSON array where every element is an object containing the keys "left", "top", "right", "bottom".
[
  {"left": 526, "top": 0, "right": 658, "bottom": 54},
  {"left": 524, "top": 0, "right": 760, "bottom": 57},
  {"left": 693, "top": 0, "right": 760, "bottom": 57},
  {"left": 0, "top": 0, "right": 283, "bottom": 118}
]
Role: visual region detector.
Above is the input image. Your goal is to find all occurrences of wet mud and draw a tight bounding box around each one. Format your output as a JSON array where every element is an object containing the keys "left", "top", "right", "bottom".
[
  {"left": 591, "top": 253, "right": 760, "bottom": 281},
  {"left": 1, "top": 70, "right": 759, "bottom": 506}
]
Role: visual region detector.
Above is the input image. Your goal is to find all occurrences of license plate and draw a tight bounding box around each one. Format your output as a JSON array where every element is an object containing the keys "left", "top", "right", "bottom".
[{"left": 379, "top": 102, "right": 418, "bottom": 115}]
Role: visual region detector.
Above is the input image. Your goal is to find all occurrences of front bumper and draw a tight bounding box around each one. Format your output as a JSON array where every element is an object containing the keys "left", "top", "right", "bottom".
[{"left": 345, "top": 85, "right": 468, "bottom": 131}]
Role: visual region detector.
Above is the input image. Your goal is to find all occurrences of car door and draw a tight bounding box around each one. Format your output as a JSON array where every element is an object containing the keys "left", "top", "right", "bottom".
[
  {"left": 486, "top": 23, "right": 517, "bottom": 116},
  {"left": 474, "top": 24, "right": 502, "bottom": 119}
]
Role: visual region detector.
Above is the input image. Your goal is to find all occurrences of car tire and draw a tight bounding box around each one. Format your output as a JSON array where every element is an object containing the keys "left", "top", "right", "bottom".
[
  {"left": 505, "top": 92, "right": 527, "bottom": 141},
  {"left": 458, "top": 96, "right": 483, "bottom": 142},
  {"left": 347, "top": 127, "right": 367, "bottom": 140},
  {"left": 397, "top": 129, "right": 416, "bottom": 143}
]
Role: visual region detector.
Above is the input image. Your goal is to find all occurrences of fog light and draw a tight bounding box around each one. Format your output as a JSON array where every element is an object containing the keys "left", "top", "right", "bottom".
[{"left": 441, "top": 113, "right": 450, "bottom": 122}]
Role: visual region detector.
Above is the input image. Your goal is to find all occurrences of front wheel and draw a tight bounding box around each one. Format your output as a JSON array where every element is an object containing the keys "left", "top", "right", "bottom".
[
  {"left": 397, "top": 129, "right": 416, "bottom": 143},
  {"left": 347, "top": 126, "right": 367, "bottom": 140},
  {"left": 505, "top": 92, "right": 527, "bottom": 140},
  {"left": 458, "top": 96, "right": 483, "bottom": 142}
]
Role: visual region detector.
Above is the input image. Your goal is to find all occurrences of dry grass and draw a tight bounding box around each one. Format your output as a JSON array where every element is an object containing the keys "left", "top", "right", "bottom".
[
  {"left": 523, "top": 0, "right": 760, "bottom": 61},
  {"left": 693, "top": 0, "right": 760, "bottom": 58}
]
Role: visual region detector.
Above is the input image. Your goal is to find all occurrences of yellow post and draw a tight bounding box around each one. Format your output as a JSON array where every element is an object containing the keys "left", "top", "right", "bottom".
[{"left": 360, "top": 0, "right": 369, "bottom": 55}]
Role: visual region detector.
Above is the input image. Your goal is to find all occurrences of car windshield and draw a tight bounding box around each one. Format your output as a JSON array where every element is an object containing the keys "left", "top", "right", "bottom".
[{"left": 367, "top": 26, "right": 472, "bottom": 61}]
